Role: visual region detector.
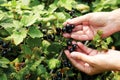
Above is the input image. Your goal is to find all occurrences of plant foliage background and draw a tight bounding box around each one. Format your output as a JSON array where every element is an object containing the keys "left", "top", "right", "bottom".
[{"left": 0, "top": 0, "right": 120, "bottom": 80}]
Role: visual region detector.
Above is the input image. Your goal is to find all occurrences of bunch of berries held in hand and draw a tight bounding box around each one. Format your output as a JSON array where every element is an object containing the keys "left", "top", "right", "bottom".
[{"left": 56, "top": 24, "right": 78, "bottom": 53}]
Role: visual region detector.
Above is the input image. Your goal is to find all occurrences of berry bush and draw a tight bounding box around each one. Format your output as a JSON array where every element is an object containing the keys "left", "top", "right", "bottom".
[{"left": 0, "top": 0, "right": 120, "bottom": 80}]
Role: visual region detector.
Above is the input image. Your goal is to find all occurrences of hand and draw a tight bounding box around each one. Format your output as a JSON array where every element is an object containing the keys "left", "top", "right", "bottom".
[
  {"left": 63, "top": 10, "right": 120, "bottom": 40},
  {"left": 64, "top": 42, "right": 120, "bottom": 75}
]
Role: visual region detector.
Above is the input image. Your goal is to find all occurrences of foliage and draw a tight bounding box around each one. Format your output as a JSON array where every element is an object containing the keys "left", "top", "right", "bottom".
[{"left": 0, "top": 0, "right": 120, "bottom": 80}]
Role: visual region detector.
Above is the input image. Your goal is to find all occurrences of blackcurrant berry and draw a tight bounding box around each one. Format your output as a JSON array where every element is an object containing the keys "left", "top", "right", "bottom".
[
  {"left": 63, "top": 60, "right": 68, "bottom": 67},
  {"left": 69, "top": 48, "right": 74, "bottom": 52},
  {"left": 62, "top": 27, "right": 66, "bottom": 33},
  {"left": 70, "top": 24, "right": 75, "bottom": 29},
  {"left": 56, "top": 28, "right": 61, "bottom": 33},
  {"left": 66, "top": 29, "right": 72, "bottom": 33},
  {"left": 47, "top": 34, "right": 55, "bottom": 41},
  {"left": 2, "top": 42, "right": 9, "bottom": 48},
  {"left": 1, "top": 50, "right": 8, "bottom": 56},
  {"left": 65, "top": 24, "right": 71, "bottom": 29},
  {"left": 0, "top": 40, "right": 3, "bottom": 45},
  {"left": 43, "top": 35, "right": 48, "bottom": 40},
  {"left": 72, "top": 44, "right": 77, "bottom": 50},
  {"left": 56, "top": 28, "right": 61, "bottom": 35},
  {"left": 66, "top": 39, "right": 72, "bottom": 46},
  {"left": 38, "top": 23, "right": 42, "bottom": 27},
  {"left": 57, "top": 71, "right": 62, "bottom": 77},
  {"left": 41, "top": 29, "right": 47, "bottom": 34},
  {"left": 56, "top": 77, "right": 62, "bottom": 80},
  {"left": 67, "top": 63, "right": 72, "bottom": 68},
  {"left": 7, "top": 48, "right": 12, "bottom": 52}
]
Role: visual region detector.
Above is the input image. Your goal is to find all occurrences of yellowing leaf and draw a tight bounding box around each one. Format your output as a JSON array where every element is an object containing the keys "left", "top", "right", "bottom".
[
  {"left": 48, "top": 58, "right": 60, "bottom": 69},
  {"left": 5, "top": 29, "right": 28, "bottom": 45}
]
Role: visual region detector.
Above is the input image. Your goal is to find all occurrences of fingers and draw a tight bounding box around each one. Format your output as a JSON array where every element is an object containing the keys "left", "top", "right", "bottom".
[
  {"left": 71, "top": 26, "right": 94, "bottom": 40},
  {"left": 62, "top": 25, "right": 83, "bottom": 38},
  {"left": 71, "top": 52, "right": 95, "bottom": 65},
  {"left": 64, "top": 50, "right": 94, "bottom": 75},
  {"left": 63, "top": 14, "right": 91, "bottom": 26},
  {"left": 77, "top": 42, "right": 98, "bottom": 55}
]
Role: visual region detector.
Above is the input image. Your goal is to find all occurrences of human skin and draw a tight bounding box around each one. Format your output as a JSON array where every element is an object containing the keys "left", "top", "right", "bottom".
[
  {"left": 64, "top": 42, "right": 120, "bottom": 75},
  {"left": 63, "top": 9, "right": 120, "bottom": 75},
  {"left": 63, "top": 9, "right": 120, "bottom": 40}
]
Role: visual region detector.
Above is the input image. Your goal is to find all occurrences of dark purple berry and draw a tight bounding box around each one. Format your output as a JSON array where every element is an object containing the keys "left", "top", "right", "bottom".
[
  {"left": 48, "top": 34, "right": 55, "bottom": 41},
  {"left": 72, "top": 44, "right": 77, "bottom": 50},
  {"left": 56, "top": 77, "right": 62, "bottom": 80},
  {"left": 69, "top": 48, "right": 74, "bottom": 52},
  {"left": 57, "top": 71, "right": 62, "bottom": 77},
  {"left": 1, "top": 50, "right": 8, "bottom": 56},
  {"left": 38, "top": 23, "right": 42, "bottom": 27},
  {"left": 7, "top": 48, "right": 12, "bottom": 52},
  {"left": 62, "top": 27, "right": 66, "bottom": 33},
  {"left": 56, "top": 28, "right": 61, "bottom": 35},
  {"left": 66, "top": 39, "right": 72, "bottom": 46},
  {"left": 63, "top": 60, "right": 68, "bottom": 67},
  {"left": 65, "top": 24, "right": 71, "bottom": 29},
  {"left": 56, "top": 28, "right": 61, "bottom": 33},
  {"left": 0, "top": 40, "right": 3, "bottom": 45},
  {"left": 67, "top": 63, "right": 72, "bottom": 68},
  {"left": 2, "top": 42, "right": 9, "bottom": 48},
  {"left": 70, "top": 24, "right": 75, "bottom": 29},
  {"left": 43, "top": 35, "right": 47, "bottom": 40},
  {"left": 66, "top": 29, "right": 72, "bottom": 33},
  {"left": 41, "top": 29, "right": 47, "bottom": 34}
]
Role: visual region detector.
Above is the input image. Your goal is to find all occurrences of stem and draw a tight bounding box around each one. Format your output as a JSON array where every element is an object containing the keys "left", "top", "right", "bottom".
[{"left": 84, "top": 40, "right": 89, "bottom": 46}]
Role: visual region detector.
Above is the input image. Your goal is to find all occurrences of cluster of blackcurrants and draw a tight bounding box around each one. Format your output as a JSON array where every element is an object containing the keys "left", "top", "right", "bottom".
[
  {"left": 42, "top": 33, "right": 55, "bottom": 41},
  {"left": 0, "top": 40, "right": 12, "bottom": 56},
  {"left": 56, "top": 24, "right": 78, "bottom": 53},
  {"left": 52, "top": 71, "right": 62, "bottom": 80},
  {"left": 65, "top": 9, "right": 77, "bottom": 18},
  {"left": 66, "top": 39, "right": 77, "bottom": 53},
  {"left": 56, "top": 24, "right": 75, "bottom": 35}
]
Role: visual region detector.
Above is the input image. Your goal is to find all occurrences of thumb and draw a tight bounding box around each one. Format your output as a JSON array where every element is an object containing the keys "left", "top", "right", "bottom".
[{"left": 71, "top": 52, "right": 94, "bottom": 64}]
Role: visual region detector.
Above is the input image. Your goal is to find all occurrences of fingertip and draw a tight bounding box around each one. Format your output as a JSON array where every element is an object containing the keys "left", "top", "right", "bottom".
[
  {"left": 63, "top": 33, "right": 71, "bottom": 38},
  {"left": 71, "top": 52, "right": 78, "bottom": 58},
  {"left": 77, "top": 42, "right": 83, "bottom": 46},
  {"left": 63, "top": 19, "right": 72, "bottom": 26}
]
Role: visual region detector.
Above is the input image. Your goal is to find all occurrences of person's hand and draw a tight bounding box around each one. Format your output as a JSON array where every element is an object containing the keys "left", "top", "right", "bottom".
[
  {"left": 63, "top": 9, "right": 120, "bottom": 40},
  {"left": 64, "top": 42, "right": 120, "bottom": 75}
]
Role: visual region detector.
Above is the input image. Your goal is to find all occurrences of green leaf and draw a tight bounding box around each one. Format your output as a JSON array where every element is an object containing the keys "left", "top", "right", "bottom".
[
  {"left": 0, "top": 57, "right": 10, "bottom": 68},
  {"left": 47, "top": 42, "right": 62, "bottom": 53},
  {"left": 21, "top": 44, "right": 32, "bottom": 55},
  {"left": 48, "top": 3, "right": 57, "bottom": 13},
  {"left": 106, "top": 37, "right": 113, "bottom": 45},
  {"left": 54, "top": 12, "right": 66, "bottom": 21},
  {"left": 0, "top": 12, "right": 4, "bottom": 20},
  {"left": 28, "top": 26, "right": 43, "bottom": 38},
  {"left": 21, "top": 13, "right": 39, "bottom": 26},
  {"left": 5, "top": 29, "right": 27, "bottom": 45},
  {"left": 101, "top": 41, "right": 108, "bottom": 50},
  {"left": 30, "top": 57, "right": 44, "bottom": 71},
  {"left": 0, "top": 73, "right": 7, "bottom": 80},
  {"left": 41, "top": 40, "right": 50, "bottom": 54},
  {"left": 58, "top": 0, "right": 75, "bottom": 10},
  {"left": 48, "top": 58, "right": 60, "bottom": 69},
  {"left": 26, "top": 37, "right": 42, "bottom": 48},
  {"left": 37, "top": 65, "right": 46, "bottom": 75},
  {"left": 21, "top": 0, "right": 30, "bottom": 6}
]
